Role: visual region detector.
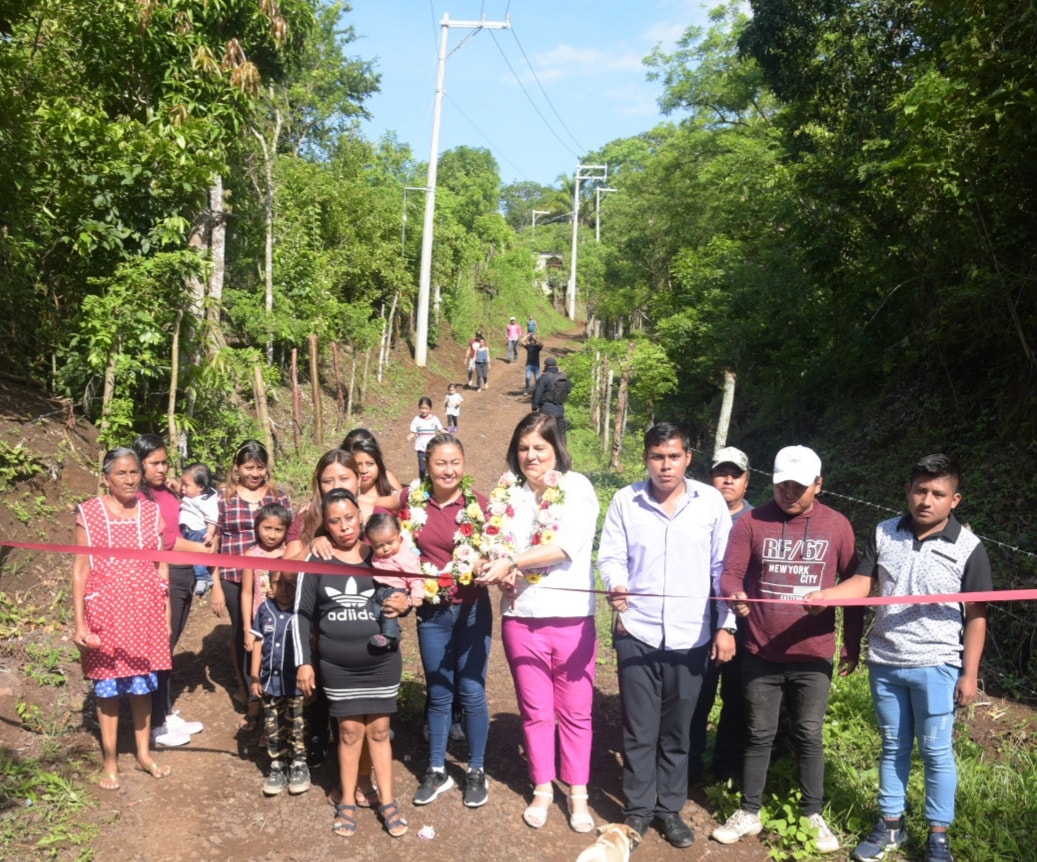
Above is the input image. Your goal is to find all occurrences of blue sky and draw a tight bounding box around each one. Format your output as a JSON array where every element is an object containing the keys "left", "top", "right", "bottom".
[{"left": 345, "top": 0, "right": 714, "bottom": 187}]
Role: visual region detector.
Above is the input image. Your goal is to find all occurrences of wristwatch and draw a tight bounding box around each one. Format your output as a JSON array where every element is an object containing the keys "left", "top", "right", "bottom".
[{"left": 720, "top": 626, "right": 738, "bottom": 635}]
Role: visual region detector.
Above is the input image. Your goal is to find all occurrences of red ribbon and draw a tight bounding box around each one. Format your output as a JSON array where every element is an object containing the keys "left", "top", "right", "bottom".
[{"left": 3, "top": 540, "right": 1033, "bottom": 604}]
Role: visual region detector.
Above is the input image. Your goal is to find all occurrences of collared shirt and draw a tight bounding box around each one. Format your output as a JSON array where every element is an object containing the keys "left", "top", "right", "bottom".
[
  {"left": 860, "top": 513, "right": 992, "bottom": 668},
  {"left": 251, "top": 598, "right": 301, "bottom": 697},
  {"left": 598, "top": 477, "right": 734, "bottom": 650}
]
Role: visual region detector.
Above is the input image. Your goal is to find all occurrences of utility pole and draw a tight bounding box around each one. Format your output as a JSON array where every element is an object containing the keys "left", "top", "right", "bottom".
[
  {"left": 415, "top": 12, "right": 511, "bottom": 367},
  {"left": 595, "top": 187, "right": 617, "bottom": 242},
  {"left": 531, "top": 209, "right": 549, "bottom": 236},
  {"left": 566, "top": 163, "right": 608, "bottom": 319}
]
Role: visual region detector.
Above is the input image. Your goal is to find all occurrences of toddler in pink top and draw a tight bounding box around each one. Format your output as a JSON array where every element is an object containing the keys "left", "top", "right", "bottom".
[{"left": 366, "top": 513, "right": 424, "bottom": 649}]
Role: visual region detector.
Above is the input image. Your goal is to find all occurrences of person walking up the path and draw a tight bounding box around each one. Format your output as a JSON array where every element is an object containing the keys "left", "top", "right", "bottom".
[
  {"left": 522, "top": 333, "right": 543, "bottom": 395},
  {"left": 474, "top": 338, "right": 491, "bottom": 391},
  {"left": 532, "top": 357, "right": 571, "bottom": 441},
  {"left": 506, "top": 317, "right": 522, "bottom": 363},
  {"left": 444, "top": 384, "right": 463, "bottom": 434}
]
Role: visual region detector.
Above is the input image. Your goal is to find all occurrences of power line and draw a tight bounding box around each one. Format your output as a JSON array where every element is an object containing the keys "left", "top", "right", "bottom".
[
  {"left": 444, "top": 93, "right": 526, "bottom": 184},
  {"left": 488, "top": 30, "right": 583, "bottom": 161},
  {"left": 509, "top": 26, "right": 587, "bottom": 155}
]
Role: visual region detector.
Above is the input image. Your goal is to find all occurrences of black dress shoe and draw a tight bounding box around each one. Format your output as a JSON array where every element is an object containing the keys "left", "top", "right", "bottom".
[
  {"left": 624, "top": 815, "right": 650, "bottom": 850},
  {"left": 656, "top": 812, "right": 695, "bottom": 848}
]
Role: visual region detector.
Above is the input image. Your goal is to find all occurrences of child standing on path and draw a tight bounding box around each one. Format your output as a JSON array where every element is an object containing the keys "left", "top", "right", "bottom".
[
  {"left": 408, "top": 397, "right": 443, "bottom": 480},
  {"left": 444, "top": 384, "right": 464, "bottom": 434},
  {"left": 241, "top": 503, "right": 291, "bottom": 731},
  {"left": 366, "top": 513, "right": 425, "bottom": 649},
  {"left": 250, "top": 571, "right": 310, "bottom": 796},
  {"left": 178, "top": 462, "right": 219, "bottom": 596}
]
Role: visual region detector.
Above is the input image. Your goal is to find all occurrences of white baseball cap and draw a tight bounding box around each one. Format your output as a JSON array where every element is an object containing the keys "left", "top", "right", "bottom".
[{"left": 772, "top": 445, "right": 822, "bottom": 486}]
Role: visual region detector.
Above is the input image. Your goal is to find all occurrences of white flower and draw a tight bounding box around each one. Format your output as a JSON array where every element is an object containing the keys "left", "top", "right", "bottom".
[
  {"left": 409, "top": 508, "right": 428, "bottom": 527},
  {"left": 489, "top": 500, "right": 508, "bottom": 516},
  {"left": 537, "top": 508, "right": 555, "bottom": 525}
]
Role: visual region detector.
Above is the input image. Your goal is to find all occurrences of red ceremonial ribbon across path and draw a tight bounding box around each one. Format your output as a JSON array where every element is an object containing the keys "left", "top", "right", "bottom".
[{"left": 3, "top": 539, "right": 1036, "bottom": 605}]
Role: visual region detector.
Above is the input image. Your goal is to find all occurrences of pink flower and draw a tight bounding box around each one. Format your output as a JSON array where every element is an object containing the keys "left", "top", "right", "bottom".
[{"left": 544, "top": 470, "right": 562, "bottom": 488}]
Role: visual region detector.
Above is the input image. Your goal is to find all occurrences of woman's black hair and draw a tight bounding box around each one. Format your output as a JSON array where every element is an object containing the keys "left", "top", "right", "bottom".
[
  {"left": 505, "top": 413, "right": 572, "bottom": 478},
  {"left": 234, "top": 439, "right": 269, "bottom": 468},
  {"left": 183, "top": 462, "right": 217, "bottom": 498},
  {"left": 321, "top": 488, "right": 360, "bottom": 519},
  {"left": 344, "top": 436, "right": 394, "bottom": 497},
  {"left": 425, "top": 431, "right": 464, "bottom": 458},
  {"left": 131, "top": 434, "right": 166, "bottom": 501},
  {"left": 254, "top": 502, "right": 292, "bottom": 532},
  {"left": 340, "top": 427, "right": 377, "bottom": 450},
  {"left": 418, "top": 396, "right": 432, "bottom": 409},
  {"left": 364, "top": 512, "right": 401, "bottom": 538}
]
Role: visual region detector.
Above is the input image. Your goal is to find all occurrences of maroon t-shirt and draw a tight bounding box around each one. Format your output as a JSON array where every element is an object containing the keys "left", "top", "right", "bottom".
[
  {"left": 138, "top": 485, "right": 178, "bottom": 551},
  {"left": 720, "top": 499, "right": 863, "bottom": 664},
  {"left": 400, "top": 486, "right": 489, "bottom": 605}
]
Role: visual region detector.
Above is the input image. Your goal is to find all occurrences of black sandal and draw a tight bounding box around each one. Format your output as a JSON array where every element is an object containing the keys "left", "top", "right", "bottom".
[
  {"left": 379, "top": 799, "right": 408, "bottom": 838},
  {"left": 332, "top": 803, "right": 357, "bottom": 837}
]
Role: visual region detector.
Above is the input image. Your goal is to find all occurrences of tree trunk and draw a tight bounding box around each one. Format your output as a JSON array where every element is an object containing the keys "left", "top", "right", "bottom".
[
  {"left": 98, "top": 334, "right": 120, "bottom": 461},
  {"left": 206, "top": 175, "right": 227, "bottom": 354},
  {"left": 609, "top": 343, "right": 635, "bottom": 470},
  {"left": 331, "top": 341, "right": 345, "bottom": 431},
  {"left": 602, "top": 365, "right": 614, "bottom": 454},
  {"left": 167, "top": 308, "right": 183, "bottom": 463},
  {"left": 590, "top": 350, "right": 600, "bottom": 434},
  {"left": 252, "top": 365, "right": 274, "bottom": 472},
  {"left": 308, "top": 334, "right": 323, "bottom": 448},
  {"left": 714, "top": 370, "right": 737, "bottom": 454},
  {"left": 291, "top": 348, "right": 302, "bottom": 453}
]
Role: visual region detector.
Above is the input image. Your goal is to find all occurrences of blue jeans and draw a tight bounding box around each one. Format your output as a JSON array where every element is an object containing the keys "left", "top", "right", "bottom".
[
  {"left": 741, "top": 653, "right": 832, "bottom": 816},
  {"left": 525, "top": 365, "right": 539, "bottom": 392},
  {"left": 869, "top": 663, "right": 958, "bottom": 826},
  {"left": 417, "top": 595, "right": 492, "bottom": 770},
  {"left": 180, "top": 525, "right": 212, "bottom": 585}
]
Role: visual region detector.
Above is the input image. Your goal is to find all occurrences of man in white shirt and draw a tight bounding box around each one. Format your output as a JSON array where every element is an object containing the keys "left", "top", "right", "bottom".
[{"left": 598, "top": 422, "right": 735, "bottom": 849}]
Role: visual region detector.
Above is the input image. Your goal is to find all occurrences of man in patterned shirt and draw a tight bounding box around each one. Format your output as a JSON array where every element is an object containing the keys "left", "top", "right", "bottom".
[{"left": 804, "top": 453, "right": 992, "bottom": 862}]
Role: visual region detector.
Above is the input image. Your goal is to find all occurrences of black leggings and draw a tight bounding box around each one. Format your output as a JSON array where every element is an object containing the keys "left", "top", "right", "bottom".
[{"left": 151, "top": 565, "right": 195, "bottom": 726}]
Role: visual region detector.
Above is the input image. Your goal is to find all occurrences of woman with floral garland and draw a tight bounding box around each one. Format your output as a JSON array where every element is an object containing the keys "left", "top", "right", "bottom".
[
  {"left": 400, "top": 433, "right": 493, "bottom": 809},
  {"left": 476, "top": 413, "right": 600, "bottom": 832}
]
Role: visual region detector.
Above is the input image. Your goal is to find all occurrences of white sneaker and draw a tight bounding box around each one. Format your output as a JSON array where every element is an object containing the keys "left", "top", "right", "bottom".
[
  {"left": 151, "top": 724, "right": 191, "bottom": 747},
  {"left": 166, "top": 711, "right": 203, "bottom": 736},
  {"left": 712, "top": 809, "right": 763, "bottom": 844},
  {"left": 807, "top": 813, "right": 840, "bottom": 854}
]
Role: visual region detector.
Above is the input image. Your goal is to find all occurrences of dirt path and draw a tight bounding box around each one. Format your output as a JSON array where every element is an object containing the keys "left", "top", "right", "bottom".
[{"left": 30, "top": 333, "right": 772, "bottom": 861}]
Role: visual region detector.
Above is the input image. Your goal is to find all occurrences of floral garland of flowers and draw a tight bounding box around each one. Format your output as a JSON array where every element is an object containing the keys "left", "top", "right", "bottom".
[
  {"left": 400, "top": 475, "right": 486, "bottom": 604},
  {"left": 483, "top": 469, "right": 565, "bottom": 585}
]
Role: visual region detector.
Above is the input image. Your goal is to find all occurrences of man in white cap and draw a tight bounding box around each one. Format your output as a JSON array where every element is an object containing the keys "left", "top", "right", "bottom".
[
  {"left": 711, "top": 446, "right": 863, "bottom": 855},
  {"left": 688, "top": 446, "right": 753, "bottom": 785}
]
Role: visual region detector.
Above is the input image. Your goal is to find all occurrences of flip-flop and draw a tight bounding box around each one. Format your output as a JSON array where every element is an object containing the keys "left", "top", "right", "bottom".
[
  {"left": 138, "top": 762, "right": 172, "bottom": 779},
  {"left": 99, "top": 772, "right": 120, "bottom": 791}
]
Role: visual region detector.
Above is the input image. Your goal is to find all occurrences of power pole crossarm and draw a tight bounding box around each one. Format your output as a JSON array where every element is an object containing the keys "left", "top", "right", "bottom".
[
  {"left": 415, "top": 13, "right": 512, "bottom": 367},
  {"left": 567, "top": 164, "right": 608, "bottom": 320}
]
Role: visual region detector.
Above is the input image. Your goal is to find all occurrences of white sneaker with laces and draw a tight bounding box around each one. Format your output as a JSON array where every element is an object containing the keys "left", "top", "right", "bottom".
[
  {"left": 151, "top": 724, "right": 191, "bottom": 747},
  {"left": 807, "top": 813, "right": 840, "bottom": 854},
  {"left": 165, "top": 711, "right": 203, "bottom": 736},
  {"left": 712, "top": 808, "right": 763, "bottom": 844}
]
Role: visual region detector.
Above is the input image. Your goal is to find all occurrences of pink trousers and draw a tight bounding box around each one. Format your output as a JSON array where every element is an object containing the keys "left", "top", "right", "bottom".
[{"left": 501, "top": 616, "right": 597, "bottom": 786}]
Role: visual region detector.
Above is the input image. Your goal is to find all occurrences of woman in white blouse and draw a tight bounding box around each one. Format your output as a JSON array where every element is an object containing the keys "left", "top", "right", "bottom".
[{"left": 477, "top": 413, "right": 599, "bottom": 833}]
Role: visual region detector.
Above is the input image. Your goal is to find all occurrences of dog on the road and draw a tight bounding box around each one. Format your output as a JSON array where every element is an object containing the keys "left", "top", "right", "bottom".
[{"left": 575, "top": 823, "right": 641, "bottom": 862}]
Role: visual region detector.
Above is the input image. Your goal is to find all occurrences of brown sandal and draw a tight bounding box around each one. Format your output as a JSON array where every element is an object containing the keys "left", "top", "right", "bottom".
[{"left": 138, "top": 762, "right": 172, "bottom": 779}]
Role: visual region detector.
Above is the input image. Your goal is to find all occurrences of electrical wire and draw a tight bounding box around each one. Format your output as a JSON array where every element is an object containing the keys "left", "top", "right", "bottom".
[
  {"left": 488, "top": 30, "right": 583, "bottom": 160},
  {"left": 444, "top": 93, "right": 526, "bottom": 179},
  {"left": 509, "top": 26, "right": 587, "bottom": 154}
]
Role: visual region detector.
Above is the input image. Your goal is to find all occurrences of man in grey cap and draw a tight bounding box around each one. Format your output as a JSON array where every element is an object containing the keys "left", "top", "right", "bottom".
[
  {"left": 689, "top": 446, "right": 753, "bottom": 785},
  {"left": 532, "top": 356, "right": 571, "bottom": 441}
]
